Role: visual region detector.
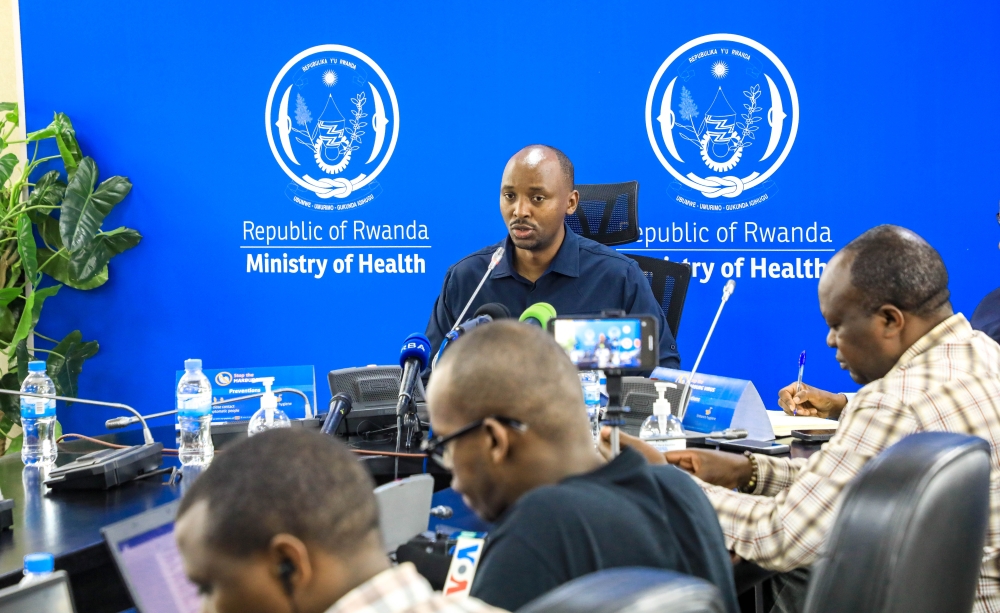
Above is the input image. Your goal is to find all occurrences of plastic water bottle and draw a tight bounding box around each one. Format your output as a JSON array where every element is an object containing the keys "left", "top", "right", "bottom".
[
  {"left": 20, "top": 553, "right": 53, "bottom": 586},
  {"left": 176, "top": 359, "right": 214, "bottom": 466},
  {"left": 579, "top": 371, "right": 602, "bottom": 441},
  {"left": 20, "top": 361, "right": 57, "bottom": 466}
]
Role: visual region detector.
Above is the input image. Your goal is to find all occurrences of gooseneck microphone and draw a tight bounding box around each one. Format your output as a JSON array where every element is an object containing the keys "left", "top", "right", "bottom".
[
  {"left": 677, "top": 279, "right": 736, "bottom": 423},
  {"left": 321, "top": 393, "right": 353, "bottom": 436},
  {"left": 0, "top": 388, "right": 156, "bottom": 445},
  {"left": 519, "top": 302, "right": 557, "bottom": 329},
  {"left": 395, "top": 332, "right": 431, "bottom": 479},
  {"left": 449, "top": 246, "right": 505, "bottom": 334}
]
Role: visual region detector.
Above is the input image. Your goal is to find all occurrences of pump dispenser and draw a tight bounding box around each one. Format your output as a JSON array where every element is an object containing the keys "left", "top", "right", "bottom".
[
  {"left": 639, "top": 381, "right": 686, "bottom": 452},
  {"left": 248, "top": 377, "right": 291, "bottom": 435}
]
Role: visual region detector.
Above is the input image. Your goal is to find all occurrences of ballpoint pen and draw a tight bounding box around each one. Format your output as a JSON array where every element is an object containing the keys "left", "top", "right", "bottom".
[{"left": 793, "top": 350, "right": 806, "bottom": 415}]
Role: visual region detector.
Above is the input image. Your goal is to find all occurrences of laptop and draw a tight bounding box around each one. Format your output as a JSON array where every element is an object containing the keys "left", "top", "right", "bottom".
[
  {"left": 101, "top": 501, "right": 201, "bottom": 613},
  {"left": 0, "top": 570, "right": 75, "bottom": 613}
]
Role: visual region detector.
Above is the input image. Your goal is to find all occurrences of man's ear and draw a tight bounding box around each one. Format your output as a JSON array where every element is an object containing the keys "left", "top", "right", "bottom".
[
  {"left": 877, "top": 304, "right": 906, "bottom": 338},
  {"left": 269, "top": 534, "right": 312, "bottom": 594},
  {"left": 482, "top": 417, "right": 512, "bottom": 465},
  {"left": 566, "top": 189, "right": 579, "bottom": 216}
]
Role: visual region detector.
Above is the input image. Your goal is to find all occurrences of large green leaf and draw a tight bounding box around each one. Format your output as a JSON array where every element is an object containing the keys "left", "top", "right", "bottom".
[
  {"left": 16, "top": 215, "right": 37, "bottom": 282},
  {"left": 0, "top": 372, "right": 19, "bottom": 429},
  {"left": 46, "top": 330, "right": 99, "bottom": 400},
  {"left": 0, "top": 306, "right": 17, "bottom": 345},
  {"left": 0, "top": 288, "right": 21, "bottom": 310},
  {"left": 0, "top": 153, "right": 17, "bottom": 188},
  {"left": 59, "top": 158, "right": 132, "bottom": 253},
  {"left": 32, "top": 214, "right": 62, "bottom": 250},
  {"left": 7, "top": 284, "right": 60, "bottom": 358},
  {"left": 27, "top": 170, "right": 66, "bottom": 211},
  {"left": 68, "top": 227, "right": 142, "bottom": 282},
  {"left": 52, "top": 113, "right": 82, "bottom": 172},
  {"left": 36, "top": 248, "right": 107, "bottom": 289}
]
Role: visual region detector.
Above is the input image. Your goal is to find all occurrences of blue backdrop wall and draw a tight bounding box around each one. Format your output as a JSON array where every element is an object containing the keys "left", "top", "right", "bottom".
[{"left": 16, "top": 0, "right": 1000, "bottom": 434}]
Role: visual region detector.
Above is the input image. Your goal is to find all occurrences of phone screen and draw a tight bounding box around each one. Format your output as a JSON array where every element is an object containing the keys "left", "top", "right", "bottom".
[
  {"left": 793, "top": 429, "right": 836, "bottom": 436},
  {"left": 551, "top": 318, "right": 648, "bottom": 369}
]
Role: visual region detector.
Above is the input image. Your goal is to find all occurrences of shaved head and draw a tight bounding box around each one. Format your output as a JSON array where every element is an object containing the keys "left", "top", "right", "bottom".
[
  {"left": 429, "top": 320, "right": 589, "bottom": 442},
  {"left": 427, "top": 320, "right": 603, "bottom": 521},
  {"left": 509, "top": 145, "right": 574, "bottom": 190}
]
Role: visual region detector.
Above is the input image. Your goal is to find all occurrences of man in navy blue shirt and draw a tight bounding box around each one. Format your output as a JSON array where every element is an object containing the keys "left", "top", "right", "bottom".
[{"left": 425, "top": 145, "right": 680, "bottom": 368}]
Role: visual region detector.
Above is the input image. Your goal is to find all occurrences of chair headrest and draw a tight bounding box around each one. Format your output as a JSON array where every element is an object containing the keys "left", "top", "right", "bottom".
[
  {"left": 804, "top": 431, "right": 991, "bottom": 613},
  {"left": 517, "top": 567, "right": 725, "bottom": 613}
]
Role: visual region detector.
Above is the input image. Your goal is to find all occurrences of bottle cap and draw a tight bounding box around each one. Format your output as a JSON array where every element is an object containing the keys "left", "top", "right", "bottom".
[
  {"left": 23, "top": 553, "right": 53, "bottom": 574},
  {"left": 27, "top": 361, "right": 45, "bottom": 373},
  {"left": 184, "top": 359, "right": 202, "bottom": 371}
]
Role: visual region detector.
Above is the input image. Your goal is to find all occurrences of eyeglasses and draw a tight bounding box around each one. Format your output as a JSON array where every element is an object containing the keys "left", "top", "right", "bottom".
[{"left": 421, "top": 416, "right": 528, "bottom": 469}]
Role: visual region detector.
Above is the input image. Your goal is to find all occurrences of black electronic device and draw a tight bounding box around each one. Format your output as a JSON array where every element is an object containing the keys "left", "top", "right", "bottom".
[
  {"left": 550, "top": 315, "right": 659, "bottom": 371},
  {"left": 44, "top": 443, "right": 164, "bottom": 491},
  {"left": 791, "top": 429, "right": 835, "bottom": 442},
  {"left": 327, "top": 366, "right": 428, "bottom": 439},
  {"left": 706, "top": 438, "right": 789, "bottom": 455},
  {"left": 0, "top": 498, "right": 13, "bottom": 531},
  {"left": 102, "top": 500, "right": 200, "bottom": 613}
]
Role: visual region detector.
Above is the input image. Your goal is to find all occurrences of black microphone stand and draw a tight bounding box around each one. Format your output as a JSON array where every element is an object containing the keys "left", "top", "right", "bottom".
[{"left": 603, "top": 369, "right": 629, "bottom": 458}]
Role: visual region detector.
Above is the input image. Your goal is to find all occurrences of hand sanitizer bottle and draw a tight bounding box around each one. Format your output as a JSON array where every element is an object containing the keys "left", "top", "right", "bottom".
[
  {"left": 640, "top": 382, "right": 686, "bottom": 452},
  {"left": 248, "top": 377, "right": 291, "bottom": 436}
]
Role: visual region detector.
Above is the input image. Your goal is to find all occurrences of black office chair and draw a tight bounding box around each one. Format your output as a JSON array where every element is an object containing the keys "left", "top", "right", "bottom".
[
  {"left": 804, "top": 431, "right": 991, "bottom": 613},
  {"left": 623, "top": 254, "right": 691, "bottom": 338},
  {"left": 568, "top": 182, "right": 639, "bottom": 246},
  {"left": 518, "top": 568, "right": 726, "bottom": 613}
]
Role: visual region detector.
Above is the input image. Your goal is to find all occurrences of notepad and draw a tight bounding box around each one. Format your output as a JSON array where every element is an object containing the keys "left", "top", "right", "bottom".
[{"left": 767, "top": 410, "right": 839, "bottom": 437}]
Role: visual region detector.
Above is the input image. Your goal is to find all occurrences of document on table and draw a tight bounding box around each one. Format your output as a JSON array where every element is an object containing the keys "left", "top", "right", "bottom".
[{"left": 767, "top": 410, "right": 839, "bottom": 436}]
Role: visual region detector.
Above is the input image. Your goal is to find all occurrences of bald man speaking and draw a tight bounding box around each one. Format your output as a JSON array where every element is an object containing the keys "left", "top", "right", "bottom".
[{"left": 425, "top": 145, "right": 679, "bottom": 367}]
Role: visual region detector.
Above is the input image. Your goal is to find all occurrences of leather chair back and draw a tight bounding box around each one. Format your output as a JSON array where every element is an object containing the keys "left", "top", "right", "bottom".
[
  {"left": 804, "top": 432, "right": 991, "bottom": 613},
  {"left": 517, "top": 567, "right": 725, "bottom": 613}
]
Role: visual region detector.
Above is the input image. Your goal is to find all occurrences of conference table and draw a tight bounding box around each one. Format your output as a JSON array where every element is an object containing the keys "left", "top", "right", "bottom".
[
  {"left": 0, "top": 420, "right": 821, "bottom": 613},
  {"left": 0, "top": 424, "right": 445, "bottom": 613}
]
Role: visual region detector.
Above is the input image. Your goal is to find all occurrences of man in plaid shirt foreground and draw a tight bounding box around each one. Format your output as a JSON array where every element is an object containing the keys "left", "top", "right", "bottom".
[
  {"left": 611, "top": 225, "right": 1000, "bottom": 612},
  {"left": 175, "top": 429, "right": 506, "bottom": 613}
]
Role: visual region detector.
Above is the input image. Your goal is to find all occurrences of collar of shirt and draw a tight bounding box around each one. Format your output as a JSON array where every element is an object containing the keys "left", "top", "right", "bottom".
[
  {"left": 325, "top": 563, "right": 434, "bottom": 613},
  {"left": 490, "top": 224, "right": 581, "bottom": 282},
  {"left": 493, "top": 448, "right": 643, "bottom": 527},
  {"left": 887, "top": 313, "right": 972, "bottom": 376}
]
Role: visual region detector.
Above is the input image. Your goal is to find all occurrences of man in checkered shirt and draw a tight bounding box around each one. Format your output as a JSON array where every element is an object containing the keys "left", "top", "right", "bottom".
[
  {"left": 175, "top": 428, "right": 506, "bottom": 613},
  {"left": 613, "top": 225, "right": 1000, "bottom": 612}
]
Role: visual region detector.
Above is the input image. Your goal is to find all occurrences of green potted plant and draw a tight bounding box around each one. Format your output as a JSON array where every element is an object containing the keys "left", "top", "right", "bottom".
[{"left": 0, "top": 103, "right": 141, "bottom": 453}]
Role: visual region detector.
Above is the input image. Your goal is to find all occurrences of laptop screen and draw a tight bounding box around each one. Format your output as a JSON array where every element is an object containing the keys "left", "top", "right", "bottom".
[{"left": 115, "top": 521, "right": 201, "bottom": 613}]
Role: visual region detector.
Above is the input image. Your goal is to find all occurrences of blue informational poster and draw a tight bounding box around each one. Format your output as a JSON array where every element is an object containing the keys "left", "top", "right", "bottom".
[
  {"left": 16, "top": 1, "right": 1000, "bottom": 434},
  {"left": 173, "top": 365, "right": 316, "bottom": 423}
]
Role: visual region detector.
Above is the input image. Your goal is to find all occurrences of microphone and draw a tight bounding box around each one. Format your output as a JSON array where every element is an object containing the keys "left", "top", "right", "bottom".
[
  {"left": 104, "top": 388, "right": 315, "bottom": 430},
  {"left": 396, "top": 332, "right": 431, "bottom": 418},
  {"left": 449, "top": 246, "right": 505, "bottom": 334},
  {"left": 455, "top": 303, "right": 511, "bottom": 336},
  {"left": 519, "top": 302, "right": 557, "bottom": 329},
  {"left": 0, "top": 388, "right": 156, "bottom": 445},
  {"left": 321, "top": 393, "right": 353, "bottom": 436},
  {"left": 677, "top": 280, "right": 737, "bottom": 423},
  {"left": 432, "top": 303, "right": 511, "bottom": 368}
]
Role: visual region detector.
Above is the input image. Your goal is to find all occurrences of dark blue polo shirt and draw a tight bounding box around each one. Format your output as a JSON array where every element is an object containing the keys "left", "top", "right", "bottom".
[
  {"left": 425, "top": 226, "right": 680, "bottom": 368},
  {"left": 972, "top": 288, "right": 1000, "bottom": 345}
]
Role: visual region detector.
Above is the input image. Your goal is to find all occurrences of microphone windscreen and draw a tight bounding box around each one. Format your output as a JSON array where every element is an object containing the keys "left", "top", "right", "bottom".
[
  {"left": 399, "top": 332, "right": 432, "bottom": 369},
  {"left": 473, "top": 302, "right": 511, "bottom": 321},
  {"left": 519, "top": 302, "right": 557, "bottom": 329}
]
